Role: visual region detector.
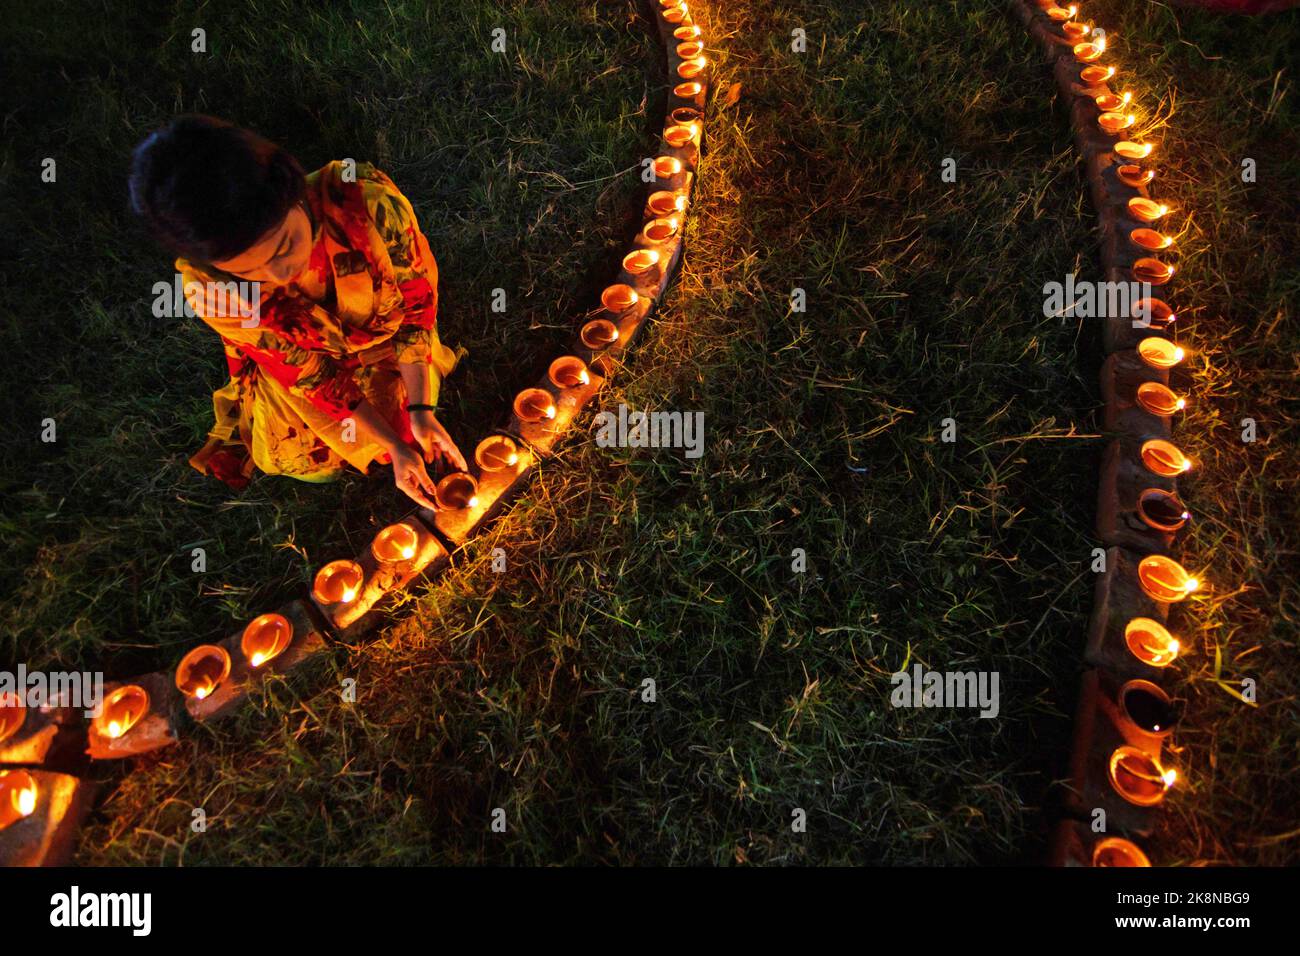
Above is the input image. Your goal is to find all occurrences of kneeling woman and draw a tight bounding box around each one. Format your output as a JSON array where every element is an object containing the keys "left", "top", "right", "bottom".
[{"left": 130, "top": 115, "right": 465, "bottom": 510}]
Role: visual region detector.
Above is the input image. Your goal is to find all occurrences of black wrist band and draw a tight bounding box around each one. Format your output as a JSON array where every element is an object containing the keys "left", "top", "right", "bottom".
[{"left": 406, "top": 403, "right": 437, "bottom": 412}]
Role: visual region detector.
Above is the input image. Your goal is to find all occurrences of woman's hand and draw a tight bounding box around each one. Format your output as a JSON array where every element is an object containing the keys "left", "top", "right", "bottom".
[
  {"left": 389, "top": 442, "right": 439, "bottom": 510},
  {"left": 409, "top": 409, "right": 467, "bottom": 472}
]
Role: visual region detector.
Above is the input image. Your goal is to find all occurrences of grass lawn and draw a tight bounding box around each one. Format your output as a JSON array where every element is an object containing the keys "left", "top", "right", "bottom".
[{"left": 1, "top": 0, "right": 1295, "bottom": 865}]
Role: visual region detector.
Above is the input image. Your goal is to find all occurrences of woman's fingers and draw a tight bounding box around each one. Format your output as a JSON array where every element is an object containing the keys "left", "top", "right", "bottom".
[{"left": 439, "top": 433, "right": 468, "bottom": 472}]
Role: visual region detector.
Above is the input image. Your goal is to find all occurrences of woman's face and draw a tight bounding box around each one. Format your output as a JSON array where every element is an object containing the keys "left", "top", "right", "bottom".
[{"left": 212, "top": 204, "right": 313, "bottom": 286}]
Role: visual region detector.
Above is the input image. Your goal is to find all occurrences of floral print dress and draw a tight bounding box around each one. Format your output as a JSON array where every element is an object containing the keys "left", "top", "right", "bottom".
[{"left": 181, "top": 161, "right": 462, "bottom": 489}]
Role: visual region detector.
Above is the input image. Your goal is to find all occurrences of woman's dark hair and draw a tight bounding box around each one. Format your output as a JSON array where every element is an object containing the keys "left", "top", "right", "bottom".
[{"left": 129, "top": 115, "right": 306, "bottom": 263}]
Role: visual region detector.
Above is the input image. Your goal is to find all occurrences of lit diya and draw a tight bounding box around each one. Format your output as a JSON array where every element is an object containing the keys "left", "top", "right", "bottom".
[
  {"left": 1114, "top": 140, "right": 1154, "bottom": 161},
  {"left": 514, "top": 388, "right": 557, "bottom": 423},
  {"left": 1099, "top": 112, "right": 1135, "bottom": 134},
  {"left": 313, "top": 559, "right": 363, "bottom": 605},
  {"left": 673, "top": 24, "right": 701, "bottom": 40},
  {"left": 1132, "top": 257, "right": 1175, "bottom": 285},
  {"left": 677, "top": 57, "right": 708, "bottom": 80},
  {"left": 623, "top": 248, "right": 661, "bottom": 276},
  {"left": 0, "top": 769, "right": 38, "bottom": 831},
  {"left": 664, "top": 123, "right": 699, "bottom": 148},
  {"left": 676, "top": 41, "right": 704, "bottom": 59},
  {"left": 475, "top": 435, "right": 520, "bottom": 472},
  {"left": 641, "top": 218, "right": 680, "bottom": 244},
  {"left": 1062, "top": 20, "right": 1090, "bottom": 39},
  {"left": 648, "top": 190, "right": 687, "bottom": 218},
  {"left": 175, "top": 644, "right": 232, "bottom": 701},
  {"left": 1137, "top": 488, "right": 1190, "bottom": 533},
  {"left": 94, "top": 685, "right": 149, "bottom": 739},
  {"left": 602, "top": 283, "right": 640, "bottom": 315},
  {"left": 1137, "top": 555, "right": 1199, "bottom": 602},
  {"left": 1128, "top": 197, "right": 1169, "bottom": 223},
  {"left": 434, "top": 472, "right": 480, "bottom": 511},
  {"left": 653, "top": 155, "right": 683, "bottom": 178},
  {"left": 673, "top": 80, "right": 703, "bottom": 99},
  {"left": 1080, "top": 65, "right": 1115, "bottom": 85},
  {"left": 663, "top": 3, "right": 688, "bottom": 24},
  {"left": 1046, "top": 5, "right": 1077, "bottom": 22},
  {"left": 1124, "top": 617, "right": 1181, "bottom": 667},
  {"left": 1117, "top": 165, "right": 1156, "bottom": 189},
  {"left": 548, "top": 356, "right": 591, "bottom": 389},
  {"left": 1136, "top": 336, "right": 1185, "bottom": 369},
  {"left": 0, "top": 692, "right": 25, "bottom": 745},
  {"left": 1140, "top": 439, "right": 1191, "bottom": 477},
  {"left": 1133, "top": 297, "right": 1175, "bottom": 329},
  {"left": 1092, "top": 837, "right": 1151, "bottom": 867},
  {"left": 372, "top": 522, "right": 419, "bottom": 564},
  {"left": 671, "top": 107, "right": 702, "bottom": 125},
  {"left": 1108, "top": 746, "right": 1176, "bottom": 806},
  {"left": 1130, "top": 227, "right": 1172, "bottom": 250},
  {"left": 1135, "top": 381, "right": 1186, "bottom": 416},
  {"left": 1094, "top": 91, "right": 1132, "bottom": 113},
  {"left": 580, "top": 319, "right": 619, "bottom": 350},
  {"left": 241, "top": 613, "right": 293, "bottom": 669},
  {"left": 1073, "top": 37, "right": 1106, "bottom": 62}
]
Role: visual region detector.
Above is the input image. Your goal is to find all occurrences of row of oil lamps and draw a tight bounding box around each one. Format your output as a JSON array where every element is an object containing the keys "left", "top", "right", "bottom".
[
  {"left": 1035, "top": 0, "right": 1202, "bottom": 869},
  {"left": 0, "top": 0, "right": 712, "bottom": 836}
]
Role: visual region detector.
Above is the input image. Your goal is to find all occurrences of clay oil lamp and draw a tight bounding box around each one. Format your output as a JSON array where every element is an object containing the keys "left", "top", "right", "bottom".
[
  {"left": 640, "top": 217, "right": 681, "bottom": 246},
  {"left": 623, "top": 248, "right": 662, "bottom": 279},
  {"left": 1137, "top": 488, "right": 1190, "bottom": 534},
  {"left": 1117, "top": 165, "right": 1156, "bottom": 189},
  {"left": 241, "top": 612, "right": 293, "bottom": 669},
  {"left": 0, "top": 692, "right": 24, "bottom": 745},
  {"left": 663, "top": 3, "right": 689, "bottom": 25},
  {"left": 1136, "top": 337, "right": 1185, "bottom": 370},
  {"left": 1080, "top": 64, "right": 1116, "bottom": 85},
  {"left": 1073, "top": 35, "right": 1107, "bottom": 63},
  {"left": 372, "top": 522, "right": 419, "bottom": 565},
  {"left": 673, "top": 24, "right": 701, "bottom": 40},
  {"left": 673, "top": 80, "right": 703, "bottom": 100},
  {"left": 434, "top": 472, "right": 480, "bottom": 511},
  {"left": 94, "top": 685, "right": 149, "bottom": 740},
  {"left": 1140, "top": 439, "right": 1192, "bottom": 477},
  {"left": 1130, "top": 226, "right": 1172, "bottom": 250},
  {"left": 0, "top": 769, "right": 38, "bottom": 831},
  {"left": 175, "top": 644, "right": 232, "bottom": 701},
  {"left": 664, "top": 123, "right": 699, "bottom": 149},
  {"left": 475, "top": 435, "right": 520, "bottom": 472},
  {"left": 514, "top": 388, "right": 557, "bottom": 424},
  {"left": 548, "top": 356, "right": 591, "bottom": 390},
  {"left": 313, "top": 559, "right": 363, "bottom": 606},
  {"left": 1115, "top": 140, "right": 1154, "bottom": 161},
  {"left": 1128, "top": 197, "right": 1169, "bottom": 223},
  {"left": 1137, "top": 555, "right": 1200, "bottom": 602},
  {"left": 580, "top": 319, "right": 620, "bottom": 350},
  {"left": 1108, "top": 746, "right": 1176, "bottom": 806},
  {"left": 1095, "top": 91, "right": 1132, "bottom": 113},
  {"left": 653, "top": 156, "right": 683, "bottom": 179},
  {"left": 1045, "top": 4, "right": 1074, "bottom": 20},
  {"left": 601, "top": 283, "right": 640, "bottom": 316},
  {"left": 1099, "top": 111, "right": 1136, "bottom": 135},
  {"left": 1119, "top": 680, "right": 1181, "bottom": 738},
  {"left": 647, "top": 189, "right": 687, "bottom": 218},
  {"left": 1133, "top": 257, "right": 1175, "bottom": 285},
  {"left": 677, "top": 56, "right": 708, "bottom": 80},
  {"left": 676, "top": 40, "right": 705, "bottom": 59},
  {"left": 1135, "top": 381, "right": 1186, "bottom": 416},
  {"left": 1125, "top": 617, "right": 1181, "bottom": 668},
  {"left": 1092, "top": 837, "right": 1152, "bottom": 867},
  {"left": 1133, "top": 297, "right": 1176, "bottom": 330}
]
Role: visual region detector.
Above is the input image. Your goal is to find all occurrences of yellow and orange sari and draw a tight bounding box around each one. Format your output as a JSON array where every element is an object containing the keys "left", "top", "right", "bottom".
[{"left": 182, "top": 161, "right": 462, "bottom": 489}]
